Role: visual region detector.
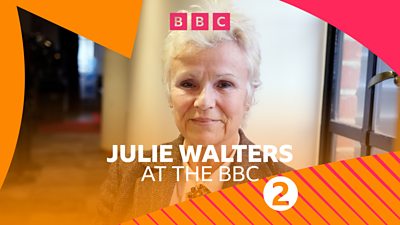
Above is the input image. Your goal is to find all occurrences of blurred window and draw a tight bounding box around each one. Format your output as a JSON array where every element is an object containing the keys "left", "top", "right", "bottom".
[
  {"left": 320, "top": 28, "right": 397, "bottom": 163},
  {"left": 78, "top": 36, "right": 96, "bottom": 75}
]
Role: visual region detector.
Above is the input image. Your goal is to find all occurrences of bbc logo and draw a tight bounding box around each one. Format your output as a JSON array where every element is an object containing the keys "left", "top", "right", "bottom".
[{"left": 170, "top": 12, "right": 230, "bottom": 30}]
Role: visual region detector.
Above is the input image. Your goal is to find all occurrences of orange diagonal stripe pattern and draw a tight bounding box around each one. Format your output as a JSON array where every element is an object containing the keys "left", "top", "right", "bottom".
[{"left": 127, "top": 152, "right": 400, "bottom": 224}]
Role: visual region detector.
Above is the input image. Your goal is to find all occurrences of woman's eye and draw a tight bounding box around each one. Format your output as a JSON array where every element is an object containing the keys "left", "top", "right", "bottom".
[
  {"left": 216, "top": 81, "right": 234, "bottom": 89},
  {"left": 179, "top": 80, "right": 196, "bottom": 89}
]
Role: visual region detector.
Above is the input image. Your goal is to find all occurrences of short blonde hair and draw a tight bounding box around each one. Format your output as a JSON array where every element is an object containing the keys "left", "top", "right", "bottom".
[{"left": 163, "top": 0, "right": 261, "bottom": 106}]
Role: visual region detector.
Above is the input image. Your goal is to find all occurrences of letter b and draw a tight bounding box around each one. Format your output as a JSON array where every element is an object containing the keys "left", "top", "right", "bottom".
[
  {"left": 170, "top": 13, "right": 187, "bottom": 30},
  {"left": 219, "top": 166, "right": 231, "bottom": 181},
  {"left": 191, "top": 13, "right": 208, "bottom": 30},
  {"left": 233, "top": 166, "right": 245, "bottom": 181}
]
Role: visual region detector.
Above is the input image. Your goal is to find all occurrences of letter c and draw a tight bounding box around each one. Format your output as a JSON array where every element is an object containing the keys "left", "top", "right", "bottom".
[
  {"left": 246, "top": 166, "right": 259, "bottom": 182},
  {"left": 217, "top": 16, "right": 226, "bottom": 27}
]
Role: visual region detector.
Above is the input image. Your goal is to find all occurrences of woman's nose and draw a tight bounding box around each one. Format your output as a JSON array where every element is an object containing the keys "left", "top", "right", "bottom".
[{"left": 194, "top": 85, "right": 216, "bottom": 110}]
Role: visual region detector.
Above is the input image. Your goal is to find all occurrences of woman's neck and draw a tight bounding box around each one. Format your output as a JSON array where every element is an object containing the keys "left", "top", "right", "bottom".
[{"left": 184, "top": 132, "right": 240, "bottom": 177}]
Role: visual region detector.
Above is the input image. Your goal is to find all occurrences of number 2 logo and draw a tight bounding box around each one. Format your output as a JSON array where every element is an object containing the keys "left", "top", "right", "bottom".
[
  {"left": 272, "top": 181, "right": 289, "bottom": 206},
  {"left": 264, "top": 176, "right": 298, "bottom": 211}
]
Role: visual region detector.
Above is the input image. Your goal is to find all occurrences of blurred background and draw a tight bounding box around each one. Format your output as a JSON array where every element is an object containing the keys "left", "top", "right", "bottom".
[
  {"left": 0, "top": 0, "right": 397, "bottom": 224},
  {"left": 0, "top": 7, "right": 107, "bottom": 225}
]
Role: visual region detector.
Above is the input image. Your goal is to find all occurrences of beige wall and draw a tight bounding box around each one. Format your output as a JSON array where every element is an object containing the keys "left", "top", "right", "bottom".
[
  {"left": 101, "top": 0, "right": 327, "bottom": 169},
  {"left": 100, "top": 50, "right": 130, "bottom": 148},
  {"left": 125, "top": 0, "right": 177, "bottom": 146}
]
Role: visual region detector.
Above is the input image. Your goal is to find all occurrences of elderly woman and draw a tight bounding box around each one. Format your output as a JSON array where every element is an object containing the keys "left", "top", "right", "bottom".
[{"left": 97, "top": 2, "right": 292, "bottom": 224}]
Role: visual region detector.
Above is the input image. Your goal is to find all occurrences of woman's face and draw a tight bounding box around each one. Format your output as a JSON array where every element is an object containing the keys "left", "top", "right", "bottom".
[{"left": 169, "top": 41, "right": 249, "bottom": 145}]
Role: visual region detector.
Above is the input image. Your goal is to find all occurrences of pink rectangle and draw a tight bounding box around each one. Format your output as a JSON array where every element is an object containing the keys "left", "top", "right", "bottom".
[
  {"left": 213, "top": 13, "right": 230, "bottom": 30},
  {"left": 191, "top": 13, "right": 208, "bottom": 30},
  {"left": 170, "top": 12, "right": 187, "bottom": 30}
]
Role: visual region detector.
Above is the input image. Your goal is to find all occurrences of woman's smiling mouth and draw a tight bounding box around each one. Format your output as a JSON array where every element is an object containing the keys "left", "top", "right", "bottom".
[{"left": 190, "top": 117, "right": 220, "bottom": 125}]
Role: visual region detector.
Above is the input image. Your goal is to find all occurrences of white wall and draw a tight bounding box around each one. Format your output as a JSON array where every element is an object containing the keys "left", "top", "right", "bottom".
[
  {"left": 101, "top": 0, "right": 327, "bottom": 169},
  {"left": 125, "top": 0, "right": 179, "bottom": 146},
  {"left": 101, "top": 50, "right": 130, "bottom": 148},
  {"left": 234, "top": 0, "right": 327, "bottom": 168}
]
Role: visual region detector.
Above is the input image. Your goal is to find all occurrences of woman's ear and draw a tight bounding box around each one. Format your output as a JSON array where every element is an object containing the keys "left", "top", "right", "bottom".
[
  {"left": 168, "top": 96, "right": 173, "bottom": 108},
  {"left": 164, "top": 85, "right": 173, "bottom": 108},
  {"left": 245, "top": 96, "right": 251, "bottom": 111}
]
